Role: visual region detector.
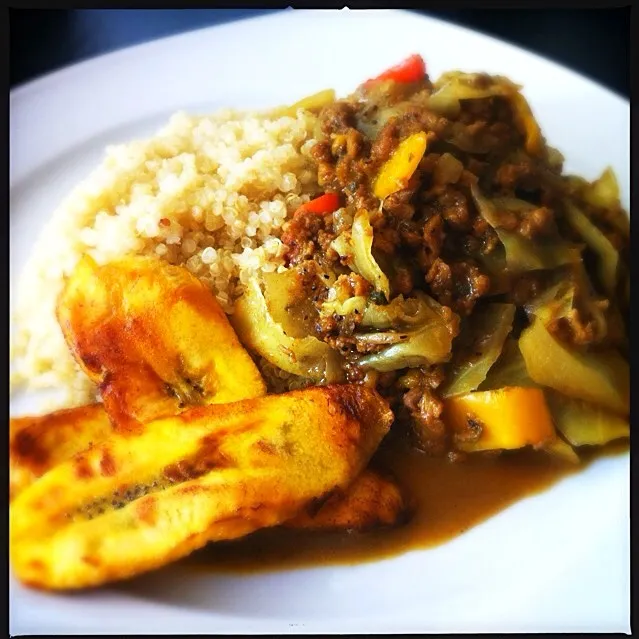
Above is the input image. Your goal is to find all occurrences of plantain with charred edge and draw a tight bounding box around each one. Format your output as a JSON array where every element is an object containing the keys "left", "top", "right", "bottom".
[
  {"left": 56, "top": 255, "right": 266, "bottom": 430},
  {"left": 285, "top": 469, "right": 408, "bottom": 532},
  {"left": 10, "top": 404, "right": 112, "bottom": 502},
  {"left": 10, "top": 406, "right": 409, "bottom": 533},
  {"left": 10, "top": 384, "right": 393, "bottom": 590}
]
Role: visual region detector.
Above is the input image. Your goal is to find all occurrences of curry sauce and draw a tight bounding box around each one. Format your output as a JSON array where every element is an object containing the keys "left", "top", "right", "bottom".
[{"left": 183, "top": 441, "right": 627, "bottom": 573}]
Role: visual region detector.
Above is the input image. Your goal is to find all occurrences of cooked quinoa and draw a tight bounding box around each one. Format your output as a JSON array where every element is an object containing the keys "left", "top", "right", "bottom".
[{"left": 10, "top": 107, "right": 321, "bottom": 409}]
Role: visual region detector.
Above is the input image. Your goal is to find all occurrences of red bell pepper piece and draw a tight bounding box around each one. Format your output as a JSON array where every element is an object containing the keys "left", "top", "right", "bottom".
[
  {"left": 364, "top": 54, "right": 426, "bottom": 87},
  {"left": 294, "top": 192, "right": 341, "bottom": 216}
]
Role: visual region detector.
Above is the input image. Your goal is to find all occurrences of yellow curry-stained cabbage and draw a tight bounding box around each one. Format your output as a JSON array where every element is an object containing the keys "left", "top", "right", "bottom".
[
  {"left": 519, "top": 318, "right": 629, "bottom": 415},
  {"left": 232, "top": 275, "right": 344, "bottom": 383}
]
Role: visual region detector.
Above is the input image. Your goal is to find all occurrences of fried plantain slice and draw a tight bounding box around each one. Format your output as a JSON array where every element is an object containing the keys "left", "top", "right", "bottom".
[
  {"left": 10, "top": 384, "right": 392, "bottom": 590},
  {"left": 10, "top": 409, "right": 408, "bottom": 532},
  {"left": 56, "top": 255, "right": 266, "bottom": 429},
  {"left": 9, "top": 404, "right": 111, "bottom": 502},
  {"left": 285, "top": 469, "right": 408, "bottom": 532}
]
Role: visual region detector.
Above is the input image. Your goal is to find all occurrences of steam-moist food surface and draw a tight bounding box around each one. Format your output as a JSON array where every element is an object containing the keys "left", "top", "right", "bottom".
[
  {"left": 11, "top": 108, "right": 321, "bottom": 410},
  {"left": 8, "top": 60, "right": 630, "bottom": 595},
  {"left": 11, "top": 58, "right": 629, "bottom": 456}
]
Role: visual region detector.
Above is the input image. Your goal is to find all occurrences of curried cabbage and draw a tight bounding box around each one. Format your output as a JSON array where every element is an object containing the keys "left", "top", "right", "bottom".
[
  {"left": 361, "top": 294, "right": 435, "bottom": 330},
  {"left": 524, "top": 279, "right": 575, "bottom": 325},
  {"left": 428, "top": 72, "right": 517, "bottom": 118},
  {"left": 355, "top": 106, "right": 404, "bottom": 140},
  {"left": 232, "top": 276, "right": 344, "bottom": 383},
  {"left": 585, "top": 167, "right": 621, "bottom": 209},
  {"left": 471, "top": 185, "right": 582, "bottom": 271},
  {"left": 331, "top": 233, "right": 353, "bottom": 263},
  {"left": 480, "top": 337, "right": 539, "bottom": 391},
  {"left": 498, "top": 231, "right": 582, "bottom": 272},
  {"left": 332, "top": 210, "right": 390, "bottom": 299},
  {"left": 476, "top": 247, "right": 511, "bottom": 295},
  {"left": 441, "top": 303, "right": 516, "bottom": 398},
  {"left": 519, "top": 317, "right": 629, "bottom": 415},
  {"left": 563, "top": 201, "right": 619, "bottom": 297},
  {"left": 445, "top": 122, "right": 502, "bottom": 154},
  {"left": 262, "top": 268, "right": 313, "bottom": 338},
  {"left": 273, "top": 88, "right": 336, "bottom": 118},
  {"left": 433, "top": 153, "right": 464, "bottom": 185},
  {"left": 545, "top": 145, "right": 565, "bottom": 171},
  {"left": 428, "top": 72, "right": 543, "bottom": 155},
  {"left": 357, "top": 293, "right": 458, "bottom": 372},
  {"left": 354, "top": 331, "right": 411, "bottom": 349},
  {"left": 545, "top": 390, "right": 629, "bottom": 447},
  {"left": 566, "top": 168, "right": 629, "bottom": 238},
  {"left": 320, "top": 295, "right": 368, "bottom": 319},
  {"left": 524, "top": 266, "right": 608, "bottom": 344},
  {"left": 509, "top": 91, "right": 543, "bottom": 156},
  {"left": 543, "top": 434, "right": 581, "bottom": 464}
]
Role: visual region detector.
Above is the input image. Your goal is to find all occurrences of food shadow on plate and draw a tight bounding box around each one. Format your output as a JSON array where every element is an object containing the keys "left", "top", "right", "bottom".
[{"left": 115, "top": 559, "right": 358, "bottom": 617}]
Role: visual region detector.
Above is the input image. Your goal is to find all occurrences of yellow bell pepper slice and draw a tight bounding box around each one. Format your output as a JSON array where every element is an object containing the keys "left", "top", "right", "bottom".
[
  {"left": 373, "top": 132, "right": 429, "bottom": 200},
  {"left": 444, "top": 387, "right": 556, "bottom": 452}
]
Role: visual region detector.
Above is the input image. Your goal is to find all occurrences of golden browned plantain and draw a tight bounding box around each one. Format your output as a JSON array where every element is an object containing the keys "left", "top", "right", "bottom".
[
  {"left": 285, "top": 469, "right": 408, "bottom": 532},
  {"left": 10, "top": 384, "right": 392, "bottom": 590},
  {"left": 9, "top": 402, "right": 408, "bottom": 531},
  {"left": 9, "top": 404, "right": 112, "bottom": 502},
  {"left": 10, "top": 406, "right": 408, "bottom": 533},
  {"left": 56, "top": 255, "right": 266, "bottom": 429}
]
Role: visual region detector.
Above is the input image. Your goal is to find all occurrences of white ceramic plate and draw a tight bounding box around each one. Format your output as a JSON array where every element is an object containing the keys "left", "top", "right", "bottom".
[{"left": 9, "top": 9, "right": 630, "bottom": 635}]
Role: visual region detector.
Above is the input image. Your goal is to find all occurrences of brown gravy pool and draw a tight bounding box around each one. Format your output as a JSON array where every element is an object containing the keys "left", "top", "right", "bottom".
[{"left": 183, "top": 440, "right": 628, "bottom": 574}]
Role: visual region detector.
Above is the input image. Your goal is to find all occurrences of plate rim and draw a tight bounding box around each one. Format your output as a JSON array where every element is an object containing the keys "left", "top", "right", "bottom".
[
  {"left": 10, "top": 8, "right": 629, "bottom": 108},
  {"left": 9, "top": 8, "right": 629, "bottom": 190},
  {"left": 9, "top": 8, "right": 630, "bottom": 635}
]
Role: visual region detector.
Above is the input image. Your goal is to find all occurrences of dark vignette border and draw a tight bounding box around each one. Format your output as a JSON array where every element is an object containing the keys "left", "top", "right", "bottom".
[
  {"left": 5, "top": 0, "right": 635, "bottom": 636},
  {"left": 628, "top": 2, "right": 637, "bottom": 636},
  {"left": 8, "top": 4, "right": 630, "bottom": 98},
  {"left": 2, "top": 3, "right": 10, "bottom": 637}
]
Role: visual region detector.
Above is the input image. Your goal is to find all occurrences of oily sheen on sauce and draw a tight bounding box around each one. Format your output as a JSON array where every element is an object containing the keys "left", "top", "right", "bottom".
[{"left": 180, "top": 440, "right": 627, "bottom": 574}]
